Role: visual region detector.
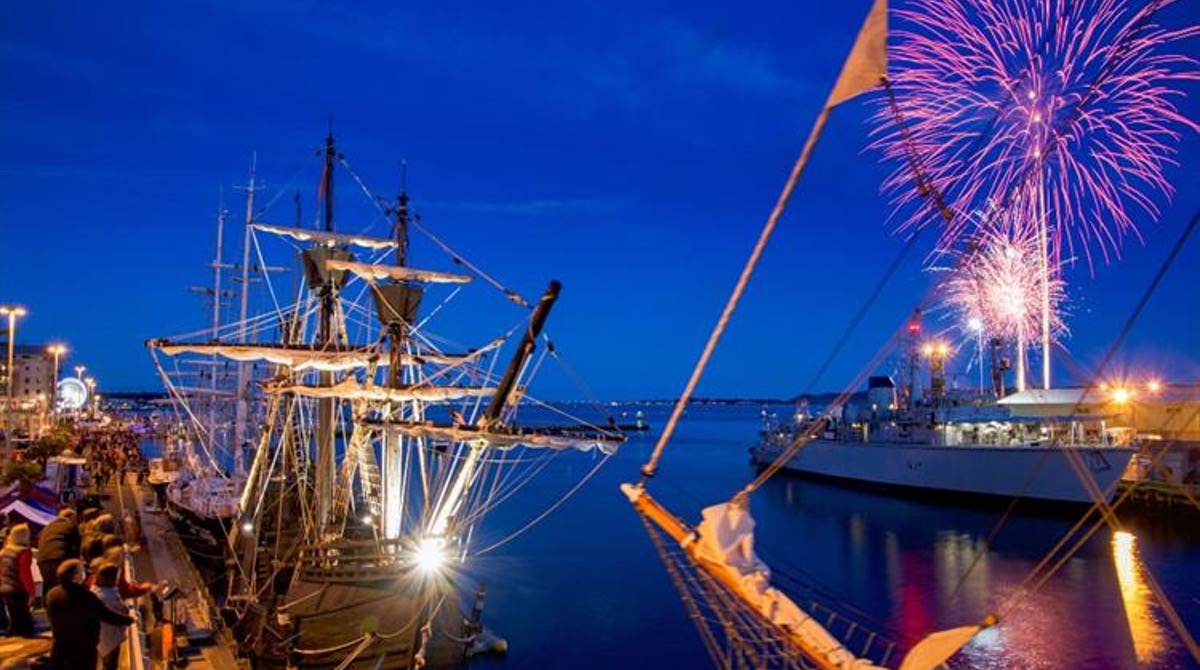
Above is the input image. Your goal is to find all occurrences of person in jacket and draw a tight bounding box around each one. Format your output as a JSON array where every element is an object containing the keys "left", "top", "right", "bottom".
[
  {"left": 0, "top": 523, "right": 36, "bottom": 636},
  {"left": 92, "top": 546, "right": 158, "bottom": 599},
  {"left": 91, "top": 562, "right": 128, "bottom": 670},
  {"left": 37, "top": 507, "right": 80, "bottom": 594},
  {"left": 46, "top": 559, "right": 134, "bottom": 670}
]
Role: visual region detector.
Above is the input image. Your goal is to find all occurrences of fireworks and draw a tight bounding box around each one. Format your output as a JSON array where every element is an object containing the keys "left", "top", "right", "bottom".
[
  {"left": 873, "top": 0, "right": 1199, "bottom": 270},
  {"left": 940, "top": 213, "right": 1067, "bottom": 347}
]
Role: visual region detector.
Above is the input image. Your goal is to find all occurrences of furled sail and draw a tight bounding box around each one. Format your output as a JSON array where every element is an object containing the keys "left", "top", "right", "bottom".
[
  {"left": 325, "top": 258, "right": 472, "bottom": 284},
  {"left": 688, "top": 500, "right": 888, "bottom": 670},
  {"left": 252, "top": 222, "right": 398, "bottom": 250},
  {"left": 152, "top": 342, "right": 384, "bottom": 371},
  {"left": 151, "top": 341, "right": 489, "bottom": 371},
  {"left": 375, "top": 420, "right": 622, "bottom": 454},
  {"left": 623, "top": 490, "right": 987, "bottom": 670},
  {"left": 264, "top": 378, "right": 494, "bottom": 402}
]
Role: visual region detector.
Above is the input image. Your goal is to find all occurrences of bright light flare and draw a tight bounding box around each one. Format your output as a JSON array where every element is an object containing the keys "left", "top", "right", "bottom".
[
  {"left": 414, "top": 537, "right": 447, "bottom": 574},
  {"left": 1146, "top": 380, "right": 1162, "bottom": 394},
  {"left": 1111, "top": 387, "right": 1133, "bottom": 404}
]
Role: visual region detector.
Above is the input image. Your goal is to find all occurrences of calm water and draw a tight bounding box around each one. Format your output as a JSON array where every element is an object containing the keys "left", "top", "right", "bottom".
[
  {"left": 467, "top": 404, "right": 1200, "bottom": 670},
  {"left": 146, "top": 404, "right": 1198, "bottom": 668}
]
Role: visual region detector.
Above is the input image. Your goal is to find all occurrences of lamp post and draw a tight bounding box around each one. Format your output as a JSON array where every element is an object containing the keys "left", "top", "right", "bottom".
[
  {"left": 1, "top": 305, "right": 28, "bottom": 431},
  {"left": 47, "top": 344, "right": 67, "bottom": 418}
]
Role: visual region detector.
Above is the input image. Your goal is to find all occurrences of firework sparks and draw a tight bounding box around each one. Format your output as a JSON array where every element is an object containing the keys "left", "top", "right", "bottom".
[
  {"left": 873, "top": 0, "right": 1199, "bottom": 270},
  {"left": 940, "top": 212, "right": 1068, "bottom": 347}
]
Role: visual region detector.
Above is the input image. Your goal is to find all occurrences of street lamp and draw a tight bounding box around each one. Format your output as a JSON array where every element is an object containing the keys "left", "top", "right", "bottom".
[
  {"left": 47, "top": 344, "right": 67, "bottom": 417},
  {"left": 1, "top": 305, "right": 28, "bottom": 430}
]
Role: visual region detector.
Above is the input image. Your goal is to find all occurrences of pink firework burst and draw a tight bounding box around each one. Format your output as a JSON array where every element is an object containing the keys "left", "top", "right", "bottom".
[
  {"left": 872, "top": 0, "right": 1200, "bottom": 270},
  {"left": 940, "top": 211, "right": 1068, "bottom": 346}
]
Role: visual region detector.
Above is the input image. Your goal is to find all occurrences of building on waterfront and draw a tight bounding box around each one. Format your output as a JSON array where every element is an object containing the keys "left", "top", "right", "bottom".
[
  {"left": 2, "top": 342, "right": 61, "bottom": 434},
  {"left": 7, "top": 344, "right": 56, "bottom": 409}
]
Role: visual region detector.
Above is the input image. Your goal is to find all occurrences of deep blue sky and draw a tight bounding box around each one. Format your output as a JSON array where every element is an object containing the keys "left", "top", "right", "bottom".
[{"left": 2, "top": 1, "right": 1198, "bottom": 399}]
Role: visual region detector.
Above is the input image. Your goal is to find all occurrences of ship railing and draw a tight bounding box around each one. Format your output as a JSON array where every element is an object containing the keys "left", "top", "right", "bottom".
[
  {"left": 122, "top": 536, "right": 151, "bottom": 670},
  {"left": 295, "top": 537, "right": 416, "bottom": 584}
]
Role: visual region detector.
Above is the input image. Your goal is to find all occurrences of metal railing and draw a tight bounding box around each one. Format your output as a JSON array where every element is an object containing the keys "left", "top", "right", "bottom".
[{"left": 116, "top": 472, "right": 151, "bottom": 670}]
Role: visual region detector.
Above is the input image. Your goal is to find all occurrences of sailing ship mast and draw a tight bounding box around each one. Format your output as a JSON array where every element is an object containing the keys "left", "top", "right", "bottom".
[
  {"left": 311, "top": 131, "right": 346, "bottom": 535},
  {"left": 380, "top": 163, "right": 416, "bottom": 540},
  {"left": 235, "top": 155, "right": 257, "bottom": 460},
  {"left": 150, "top": 134, "right": 626, "bottom": 669},
  {"left": 208, "top": 193, "right": 227, "bottom": 435}
]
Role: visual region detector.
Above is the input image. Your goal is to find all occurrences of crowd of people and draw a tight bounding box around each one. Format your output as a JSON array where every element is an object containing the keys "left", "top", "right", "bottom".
[
  {"left": 0, "top": 426, "right": 165, "bottom": 669},
  {"left": 78, "top": 429, "right": 149, "bottom": 492}
]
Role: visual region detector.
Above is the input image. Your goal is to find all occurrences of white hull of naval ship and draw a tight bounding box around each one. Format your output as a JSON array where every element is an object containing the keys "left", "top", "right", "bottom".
[{"left": 750, "top": 437, "right": 1134, "bottom": 504}]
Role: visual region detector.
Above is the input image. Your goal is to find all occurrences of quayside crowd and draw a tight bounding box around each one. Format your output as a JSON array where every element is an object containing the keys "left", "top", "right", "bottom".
[{"left": 1, "top": 426, "right": 165, "bottom": 670}]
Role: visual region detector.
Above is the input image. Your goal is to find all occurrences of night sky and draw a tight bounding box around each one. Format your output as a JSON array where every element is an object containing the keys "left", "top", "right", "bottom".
[{"left": 2, "top": 1, "right": 1198, "bottom": 399}]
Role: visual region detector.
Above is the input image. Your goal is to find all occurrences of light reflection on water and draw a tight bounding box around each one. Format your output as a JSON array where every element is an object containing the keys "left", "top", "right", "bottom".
[
  {"left": 754, "top": 469, "right": 1183, "bottom": 669},
  {"left": 1112, "top": 530, "right": 1168, "bottom": 666}
]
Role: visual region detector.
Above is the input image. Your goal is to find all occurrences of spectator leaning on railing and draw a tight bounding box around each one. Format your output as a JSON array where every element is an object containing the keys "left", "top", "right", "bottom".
[
  {"left": 92, "top": 562, "right": 129, "bottom": 670},
  {"left": 46, "top": 559, "right": 134, "bottom": 670}
]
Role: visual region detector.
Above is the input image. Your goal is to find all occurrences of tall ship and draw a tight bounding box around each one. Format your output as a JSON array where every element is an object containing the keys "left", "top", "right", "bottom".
[
  {"left": 148, "top": 179, "right": 268, "bottom": 557},
  {"left": 148, "top": 134, "right": 625, "bottom": 668},
  {"left": 750, "top": 311, "right": 1137, "bottom": 505}
]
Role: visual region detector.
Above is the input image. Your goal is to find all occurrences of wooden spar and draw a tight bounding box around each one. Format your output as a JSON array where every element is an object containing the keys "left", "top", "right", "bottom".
[
  {"left": 482, "top": 280, "right": 561, "bottom": 425},
  {"left": 316, "top": 131, "right": 339, "bottom": 533},
  {"left": 624, "top": 485, "right": 844, "bottom": 670}
]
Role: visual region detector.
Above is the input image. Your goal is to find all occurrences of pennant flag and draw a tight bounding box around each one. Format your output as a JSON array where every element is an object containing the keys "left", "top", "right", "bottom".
[
  {"left": 317, "top": 162, "right": 330, "bottom": 200},
  {"left": 826, "top": 0, "right": 888, "bottom": 108}
]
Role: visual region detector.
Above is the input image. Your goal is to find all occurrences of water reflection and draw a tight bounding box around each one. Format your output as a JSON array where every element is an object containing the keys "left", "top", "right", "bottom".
[
  {"left": 1112, "top": 530, "right": 1167, "bottom": 666},
  {"left": 753, "top": 476, "right": 1152, "bottom": 669}
]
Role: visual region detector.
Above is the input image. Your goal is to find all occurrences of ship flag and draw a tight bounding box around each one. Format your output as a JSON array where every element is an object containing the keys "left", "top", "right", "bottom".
[{"left": 826, "top": 0, "right": 888, "bottom": 108}]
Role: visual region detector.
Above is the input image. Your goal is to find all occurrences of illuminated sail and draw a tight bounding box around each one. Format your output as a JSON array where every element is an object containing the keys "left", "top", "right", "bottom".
[
  {"left": 151, "top": 342, "right": 473, "bottom": 371},
  {"left": 324, "top": 258, "right": 472, "bottom": 284},
  {"left": 266, "top": 378, "right": 494, "bottom": 402},
  {"left": 377, "top": 420, "right": 622, "bottom": 454},
  {"left": 252, "top": 222, "right": 398, "bottom": 250}
]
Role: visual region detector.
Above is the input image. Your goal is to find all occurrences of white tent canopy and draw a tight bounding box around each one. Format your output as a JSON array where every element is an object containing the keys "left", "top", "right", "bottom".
[{"left": 1, "top": 499, "right": 57, "bottom": 527}]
